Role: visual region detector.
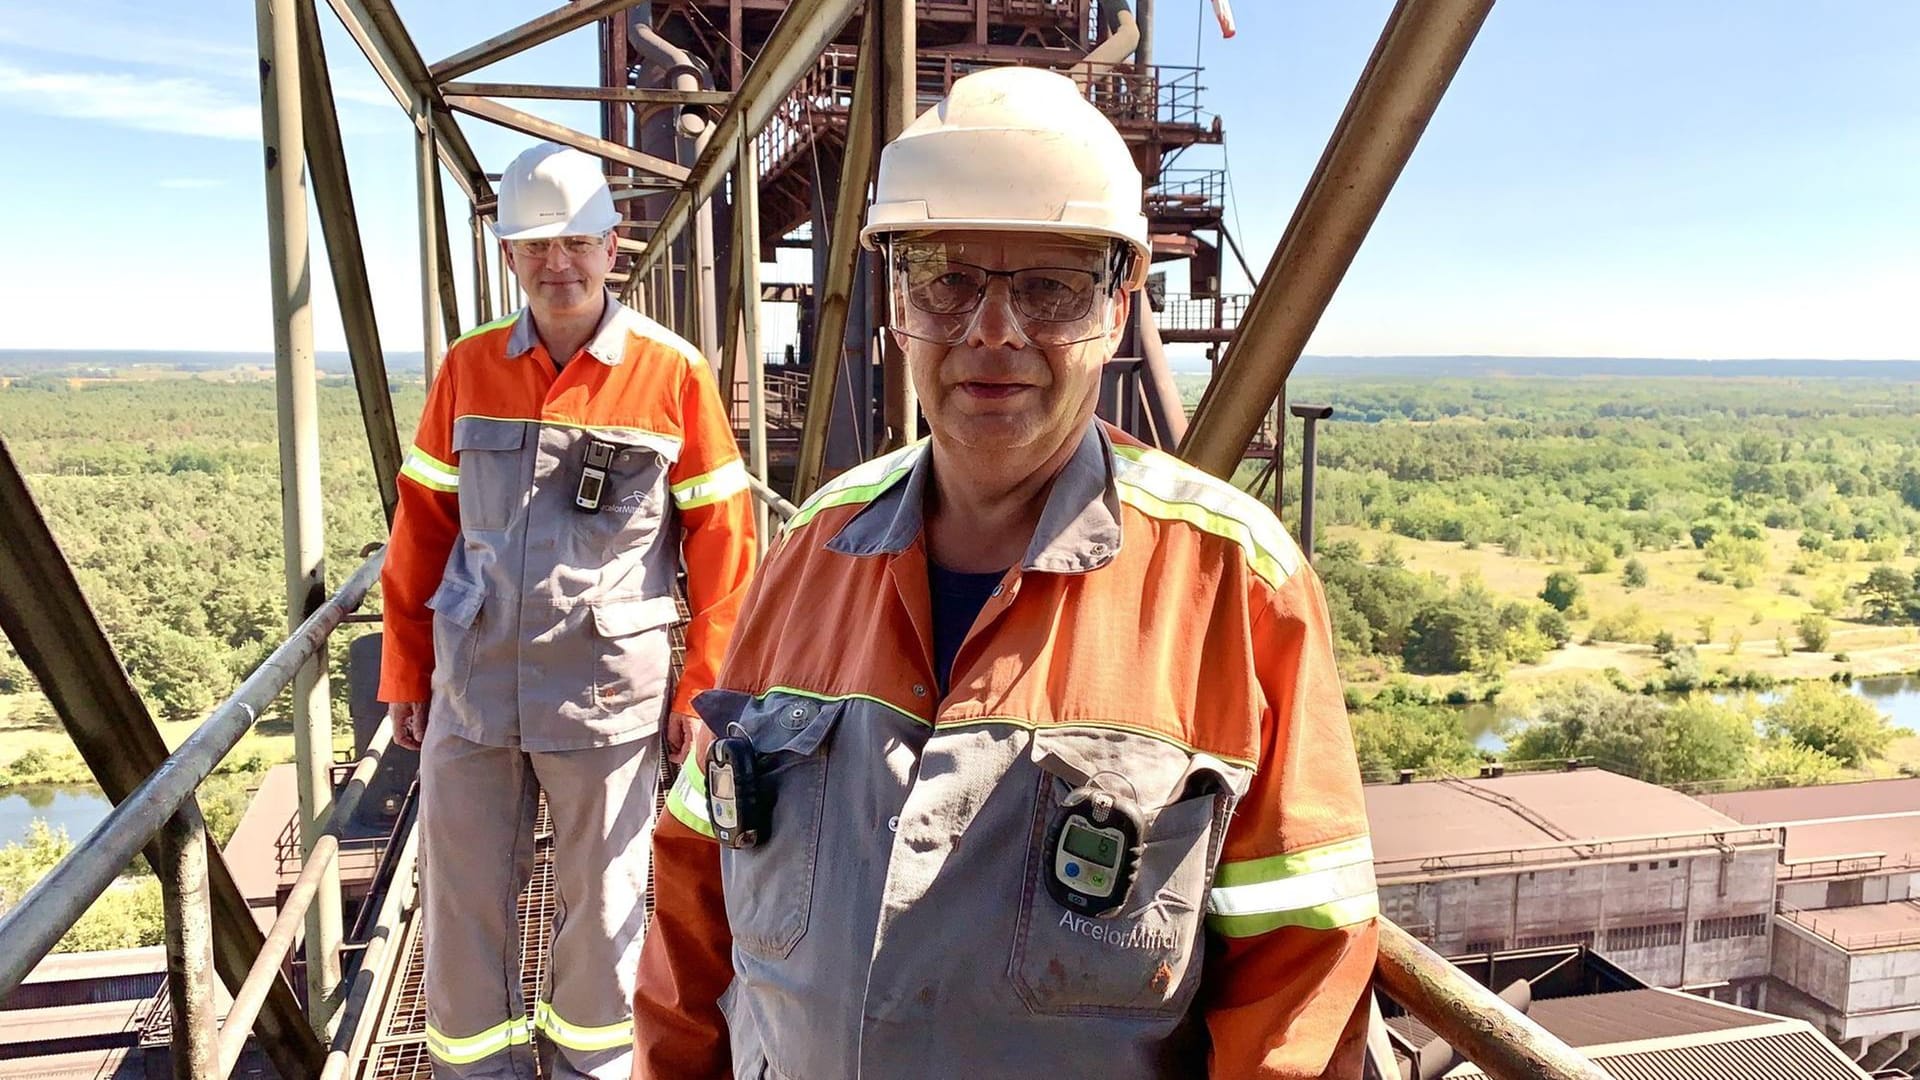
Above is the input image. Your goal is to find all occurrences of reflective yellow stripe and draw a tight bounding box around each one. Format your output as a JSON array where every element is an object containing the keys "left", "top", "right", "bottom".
[
  {"left": 671, "top": 459, "right": 750, "bottom": 509},
  {"left": 665, "top": 764, "right": 715, "bottom": 838},
  {"left": 533, "top": 1002, "right": 632, "bottom": 1052},
  {"left": 400, "top": 447, "right": 459, "bottom": 492},
  {"left": 1207, "top": 836, "right": 1378, "bottom": 938},
  {"left": 451, "top": 312, "right": 518, "bottom": 348},
  {"left": 786, "top": 442, "right": 925, "bottom": 530},
  {"left": 1207, "top": 891, "right": 1379, "bottom": 937},
  {"left": 425, "top": 1017, "right": 533, "bottom": 1065},
  {"left": 1111, "top": 445, "right": 1303, "bottom": 589},
  {"left": 1214, "top": 836, "right": 1374, "bottom": 886}
]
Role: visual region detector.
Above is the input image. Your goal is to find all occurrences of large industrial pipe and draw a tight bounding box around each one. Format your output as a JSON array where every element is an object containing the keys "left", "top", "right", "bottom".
[
  {"left": 1416, "top": 978, "right": 1532, "bottom": 1079},
  {"left": 630, "top": 22, "right": 708, "bottom": 138},
  {"left": 630, "top": 21, "right": 720, "bottom": 359},
  {"left": 1077, "top": 0, "right": 1141, "bottom": 87},
  {"left": 1131, "top": 297, "right": 1186, "bottom": 447}
]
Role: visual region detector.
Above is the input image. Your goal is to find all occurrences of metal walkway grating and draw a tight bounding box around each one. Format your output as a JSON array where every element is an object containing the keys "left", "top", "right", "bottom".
[{"left": 361, "top": 610, "right": 680, "bottom": 1080}]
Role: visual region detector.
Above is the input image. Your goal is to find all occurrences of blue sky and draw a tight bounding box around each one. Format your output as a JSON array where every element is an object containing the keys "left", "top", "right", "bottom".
[{"left": 0, "top": 1, "right": 1914, "bottom": 358}]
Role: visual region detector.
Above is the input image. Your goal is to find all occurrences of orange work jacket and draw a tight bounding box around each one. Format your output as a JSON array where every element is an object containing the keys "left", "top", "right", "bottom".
[
  {"left": 634, "top": 421, "right": 1377, "bottom": 1077},
  {"left": 378, "top": 295, "right": 755, "bottom": 751}
]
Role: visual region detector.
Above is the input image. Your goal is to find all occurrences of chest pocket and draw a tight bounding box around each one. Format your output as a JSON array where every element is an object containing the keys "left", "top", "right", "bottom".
[
  {"left": 1010, "top": 728, "right": 1250, "bottom": 1018},
  {"left": 576, "top": 431, "right": 677, "bottom": 592},
  {"left": 587, "top": 432, "right": 672, "bottom": 529},
  {"left": 701, "top": 690, "right": 846, "bottom": 961},
  {"left": 452, "top": 417, "right": 528, "bottom": 532}
]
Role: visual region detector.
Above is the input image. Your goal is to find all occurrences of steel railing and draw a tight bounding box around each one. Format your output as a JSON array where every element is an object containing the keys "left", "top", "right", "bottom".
[
  {"left": 1373, "top": 825, "right": 1784, "bottom": 883},
  {"left": 757, "top": 47, "right": 1216, "bottom": 181},
  {"left": 1149, "top": 168, "right": 1226, "bottom": 214},
  {"left": 0, "top": 550, "right": 389, "bottom": 1078},
  {"left": 1155, "top": 292, "right": 1250, "bottom": 333}
]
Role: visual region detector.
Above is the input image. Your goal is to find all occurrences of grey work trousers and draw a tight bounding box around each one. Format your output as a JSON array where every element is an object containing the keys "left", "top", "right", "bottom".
[{"left": 418, "top": 723, "right": 658, "bottom": 1080}]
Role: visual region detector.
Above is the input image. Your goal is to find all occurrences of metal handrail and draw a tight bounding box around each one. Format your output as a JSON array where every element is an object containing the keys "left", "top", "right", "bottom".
[
  {"left": 0, "top": 549, "right": 384, "bottom": 1000},
  {"left": 748, "top": 474, "right": 800, "bottom": 522},
  {"left": 1374, "top": 825, "right": 1782, "bottom": 883},
  {"left": 1154, "top": 292, "right": 1249, "bottom": 332},
  {"left": 320, "top": 796, "right": 421, "bottom": 1080},
  {"left": 213, "top": 723, "right": 394, "bottom": 1075}
]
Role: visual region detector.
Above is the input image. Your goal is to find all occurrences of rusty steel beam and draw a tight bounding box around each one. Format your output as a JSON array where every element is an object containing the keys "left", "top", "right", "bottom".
[
  {"left": 298, "top": 0, "right": 401, "bottom": 525},
  {"left": 431, "top": 0, "right": 640, "bottom": 83},
  {"left": 737, "top": 128, "right": 769, "bottom": 540},
  {"left": 323, "top": 0, "right": 493, "bottom": 205},
  {"left": 445, "top": 94, "right": 692, "bottom": 181},
  {"left": 1177, "top": 0, "right": 1494, "bottom": 477},
  {"left": 0, "top": 442, "right": 326, "bottom": 1078},
  {"left": 433, "top": 161, "right": 462, "bottom": 346},
  {"left": 1375, "top": 919, "right": 1608, "bottom": 1080},
  {"left": 876, "top": 0, "right": 918, "bottom": 452},
  {"left": 792, "top": 8, "right": 880, "bottom": 498},
  {"left": 472, "top": 213, "right": 493, "bottom": 327},
  {"left": 622, "top": 0, "right": 862, "bottom": 287},
  {"left": 443, "top": 80, "right": 732, "bottom": 106}
]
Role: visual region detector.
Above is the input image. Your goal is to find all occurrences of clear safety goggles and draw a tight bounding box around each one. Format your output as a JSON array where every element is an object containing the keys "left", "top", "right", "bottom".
[
  {"left": 507, "top": 232, "right": 611, "bottom": 260},
  {"left": 885, "top": 238, "right": 1129, "bottom": 348}
]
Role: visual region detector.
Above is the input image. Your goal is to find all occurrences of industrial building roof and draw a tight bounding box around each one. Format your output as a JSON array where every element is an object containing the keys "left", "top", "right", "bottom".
[
  {"left": 1388, "top": 989, "right": 1758, "bottom": 1049},
  {"left": 1782, "top": 899, "right": 1920, "bottom": 952},
  {"left": 1392, "top": 990, "right": 1870, "bottom": 1079},
  {"left": 1699, "top": 777, "right": 1920, "bottom": 871},
  {"left": 1364, "top": 770, "right": 1750, "bottom": 872}
]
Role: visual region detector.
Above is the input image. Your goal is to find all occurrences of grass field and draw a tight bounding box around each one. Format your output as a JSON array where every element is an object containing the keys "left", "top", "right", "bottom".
[
  {"left": 0, "top": 693, "right": 298, "bottom": 785},
  {"left": 1324, "top": 523, "right": 1920, "bottom": 691}
]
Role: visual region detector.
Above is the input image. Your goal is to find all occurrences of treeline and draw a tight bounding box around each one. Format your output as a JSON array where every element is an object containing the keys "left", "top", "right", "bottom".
[
  {"left": 1283, "top": 378, "right": 1920, "bottom": 564},
  {"left": 1350, "top": 678, "right": 1902, "bottom": 789}
]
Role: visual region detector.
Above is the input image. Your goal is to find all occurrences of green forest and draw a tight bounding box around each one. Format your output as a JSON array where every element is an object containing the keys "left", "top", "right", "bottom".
[{"left": 3, "top": 370, "right": 1920, "bottom": 948}]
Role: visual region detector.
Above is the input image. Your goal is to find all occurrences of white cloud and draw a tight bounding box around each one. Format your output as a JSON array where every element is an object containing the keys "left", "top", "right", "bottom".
[
  {"left": 0, "top": 60, "right": 259, "bottom": 139},
  {"left": 0, "top": 6, "right": 254, "bottom": 78}
]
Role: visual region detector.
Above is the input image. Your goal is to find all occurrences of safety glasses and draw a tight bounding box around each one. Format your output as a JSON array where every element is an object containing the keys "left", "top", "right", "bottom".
[
  {"left": 886, "top": 239, "right": 1125, "bottom": 347},
  {"left": 507, "top": 233, "right": 611, "bottom": 260}
]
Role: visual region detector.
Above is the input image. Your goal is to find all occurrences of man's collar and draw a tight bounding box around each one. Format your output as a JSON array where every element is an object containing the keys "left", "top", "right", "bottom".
[
  {"left": 826, "top": 421, "right": 1123, "bottom": 574},
  {"left": 504, "top": 289, "right": 630, "bottom": 366}
]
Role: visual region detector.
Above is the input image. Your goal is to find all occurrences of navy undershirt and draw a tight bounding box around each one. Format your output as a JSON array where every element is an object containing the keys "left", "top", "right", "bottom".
[{"left": 928, "top": 563, "right": 1006, "bottom": 697}]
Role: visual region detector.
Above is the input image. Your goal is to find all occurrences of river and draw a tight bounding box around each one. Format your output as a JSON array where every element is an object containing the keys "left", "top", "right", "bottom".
[
  {"left": 0, "top": 782, "right": 110, "bottom": 850},
  {"left": 1456, "top": 673, "right": 1920, "bottom": 752}
]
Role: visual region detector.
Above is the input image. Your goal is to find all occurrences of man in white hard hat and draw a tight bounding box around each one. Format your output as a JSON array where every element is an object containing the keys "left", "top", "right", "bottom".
[
  {"left": 379, "top": 142, "right": 756, "bottom": 1080},
  {"left": 634, "top": 68, "right": 1376, "bottom": 1078}
]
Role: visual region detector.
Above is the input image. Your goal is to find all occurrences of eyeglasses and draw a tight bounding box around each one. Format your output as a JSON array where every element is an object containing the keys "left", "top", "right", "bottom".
[
  {"left": 507, "top": 233, "right": 610, "bottom": 259},
  {"left": 888, "top": 241, "right": 1120, "bottom": 347}
]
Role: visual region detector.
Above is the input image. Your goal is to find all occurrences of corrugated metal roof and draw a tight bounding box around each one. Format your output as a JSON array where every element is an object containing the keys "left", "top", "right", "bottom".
[
  {"left": 1589, "top": 1029, "right": 1868, "bottom": 1080},
  {"left": 1392, "top": 989, "right": 1873, "bottom": 1080},
  {"left": 1439, "top": 1025, "right": 1870, "bottom": 1079},
  {"left": 1388, "top": 989, "right": 1763, "bottom": 1050}
]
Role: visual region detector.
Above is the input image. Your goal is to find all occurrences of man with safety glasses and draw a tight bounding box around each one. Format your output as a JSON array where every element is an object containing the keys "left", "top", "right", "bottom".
[
  {"left": 635, "top": 68, "right": 1376, "bottom": 1078},
  {"left": 379, "top": 142, "right": 755, "bottom": 1080}
]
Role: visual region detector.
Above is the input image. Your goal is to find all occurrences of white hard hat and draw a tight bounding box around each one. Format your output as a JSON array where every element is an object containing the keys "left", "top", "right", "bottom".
[
  {"left": 862, "top": 67, "right": 1151, "bottom": 288},
  {"left": 495, "top": 143, "right": 620, "bottom": 240}
]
